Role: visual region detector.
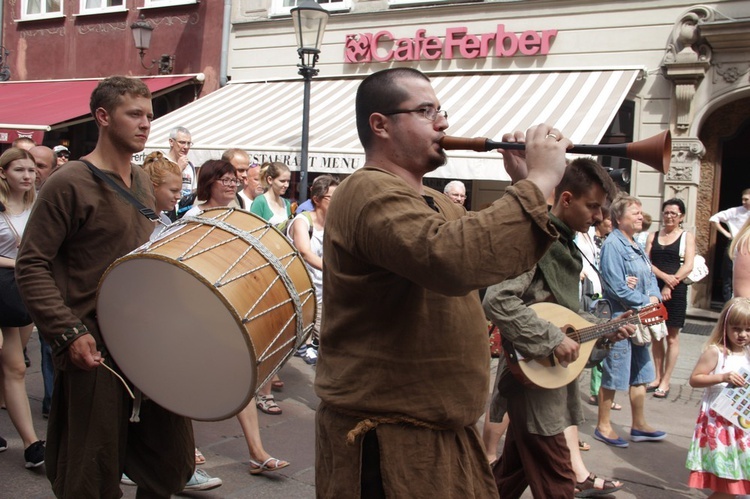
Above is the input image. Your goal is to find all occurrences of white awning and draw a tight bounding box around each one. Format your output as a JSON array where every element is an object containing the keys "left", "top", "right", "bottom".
[{"left": 144, "top": 69, "right": 642, "bottom": 181}]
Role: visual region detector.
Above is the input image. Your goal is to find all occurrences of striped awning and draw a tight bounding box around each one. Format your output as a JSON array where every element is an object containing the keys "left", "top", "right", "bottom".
[{"left": 144, "top": 69, "right": 642, "bottom": 181}]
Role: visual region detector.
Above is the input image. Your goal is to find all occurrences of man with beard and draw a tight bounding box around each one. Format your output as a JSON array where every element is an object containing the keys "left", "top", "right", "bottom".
[{"left": 315, "top": 67, "right": 570, "bottom": 498}]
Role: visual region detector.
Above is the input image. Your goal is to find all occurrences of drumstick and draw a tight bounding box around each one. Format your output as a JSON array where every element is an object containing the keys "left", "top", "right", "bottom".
[{"left": 100, "top": 360, "right": 135, "bottom": 399}]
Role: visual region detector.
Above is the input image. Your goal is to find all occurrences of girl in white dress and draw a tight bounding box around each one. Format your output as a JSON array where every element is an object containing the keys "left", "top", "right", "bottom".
[{"left": 686, "top": 297, "right": 750, "bottom": 498}]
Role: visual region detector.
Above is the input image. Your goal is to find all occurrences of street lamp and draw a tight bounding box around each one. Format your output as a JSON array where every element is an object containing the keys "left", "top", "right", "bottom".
[
  {"left": 291, "top": 0, "right": 329, "bottom": 202},
  {"left": 130, "top": 14, "right": 175, "bottom": 75}
]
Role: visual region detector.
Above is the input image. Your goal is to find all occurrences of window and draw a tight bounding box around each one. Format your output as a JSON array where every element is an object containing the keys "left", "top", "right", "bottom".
[
  {"left": 389, "top": 0, "right": 479, "bottom": 6},
  {"left": 21, "top": 0, "right": 63, "bottom": 19},
  {"left": 142, "top": 0, "right": 199, "bottom": 7},
  {"left": 79, "top": 0, "right": 126, "bottom": 15},
  {"left": 271, "top": 0, "right": 350, "bottom": 17}
]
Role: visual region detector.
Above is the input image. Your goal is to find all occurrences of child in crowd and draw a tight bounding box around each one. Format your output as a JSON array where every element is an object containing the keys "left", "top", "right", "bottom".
[{"left": 686, "top": 297, "right": 750, "bottom": 498}]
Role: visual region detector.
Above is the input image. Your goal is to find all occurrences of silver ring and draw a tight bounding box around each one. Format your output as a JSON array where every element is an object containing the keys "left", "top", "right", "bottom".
[{"left": 545, "top": 133, "right": 558, "bottom": 140}]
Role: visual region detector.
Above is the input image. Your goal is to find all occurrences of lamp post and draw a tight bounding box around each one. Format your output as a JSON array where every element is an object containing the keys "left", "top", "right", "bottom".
[
  {"left": 130, "top": 14, "right": 175, "bottom": 75},
  {"left": 291, "top": 0, "right": 329, "bottom": 202}
]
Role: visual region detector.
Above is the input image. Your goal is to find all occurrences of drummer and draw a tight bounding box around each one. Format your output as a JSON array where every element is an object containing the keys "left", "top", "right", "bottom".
[{"left": 16, "top": 77, "right": 200, "bottom": 497}]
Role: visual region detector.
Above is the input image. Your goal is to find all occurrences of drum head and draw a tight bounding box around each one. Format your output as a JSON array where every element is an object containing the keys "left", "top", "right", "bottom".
[{"left": 97, "top": 256, "right": 255, "bottom": 421}]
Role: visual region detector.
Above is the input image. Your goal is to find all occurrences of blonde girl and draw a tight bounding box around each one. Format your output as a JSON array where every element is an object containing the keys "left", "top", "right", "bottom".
[
  {"left": 686, "top": 297, "right": 750, "bottom": 498},
  {"left": 0, "top": 147, "right": 45, "bottom": 468}
]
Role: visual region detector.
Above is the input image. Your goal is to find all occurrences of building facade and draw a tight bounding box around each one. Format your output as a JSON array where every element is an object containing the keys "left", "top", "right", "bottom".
[
  {"left": 0, "top": 0, "right": 227, "bottom": 157},
  {"left": 212, "top": 0, "right": 747, "bottom": 310}
]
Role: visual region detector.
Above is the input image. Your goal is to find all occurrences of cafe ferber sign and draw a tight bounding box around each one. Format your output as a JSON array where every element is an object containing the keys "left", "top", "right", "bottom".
[{"left": 345, "top": 25, "right": 557, "bottom": 63}]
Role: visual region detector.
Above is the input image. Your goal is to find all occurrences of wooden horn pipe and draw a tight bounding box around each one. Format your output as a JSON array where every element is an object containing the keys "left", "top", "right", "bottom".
[{"left": 440, "top": 130, "right": 671, "bottom": 175}]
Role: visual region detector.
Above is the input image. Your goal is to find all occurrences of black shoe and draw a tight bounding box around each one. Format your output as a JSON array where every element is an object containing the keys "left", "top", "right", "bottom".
[
  {"left": 0, "top": 436, "right": 7, "bottom": 452},
  {"left": 24, "top": 440, "right": 45, "bottom": 468}
]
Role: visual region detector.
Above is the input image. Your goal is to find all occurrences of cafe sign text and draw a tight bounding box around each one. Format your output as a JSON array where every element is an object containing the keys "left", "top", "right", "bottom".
[{"left": 344, "top": 24, "right": 557, "bottom": 63}]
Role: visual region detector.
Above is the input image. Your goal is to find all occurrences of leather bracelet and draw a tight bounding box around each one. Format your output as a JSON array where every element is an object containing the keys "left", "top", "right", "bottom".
[{"left": 50, "top": 323, "right": 90, "bottom": 356}]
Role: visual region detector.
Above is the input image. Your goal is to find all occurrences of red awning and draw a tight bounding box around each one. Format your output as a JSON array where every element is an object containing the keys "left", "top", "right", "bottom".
[{"left": 0, "top": 74, "right": 201, "bottom": 143}]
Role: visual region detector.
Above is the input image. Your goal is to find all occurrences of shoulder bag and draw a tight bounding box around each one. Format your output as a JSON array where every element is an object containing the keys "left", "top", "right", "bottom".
[{"left": 678, "top": 231, "right": 708, "bottom": 285}]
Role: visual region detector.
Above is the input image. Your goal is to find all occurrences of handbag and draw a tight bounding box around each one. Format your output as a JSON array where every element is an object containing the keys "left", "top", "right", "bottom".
[
  {"left": 631, "top": 323, "right": 652, "bottom": 346},
  {"left": 0, "top": 211, "right": 32, "bottom": 327},
  {"left": 678, "top": 232, "right": 709, "bottom": 285},
  {"left": 648, "top": 322, "right": 668, "bottom": 342}
]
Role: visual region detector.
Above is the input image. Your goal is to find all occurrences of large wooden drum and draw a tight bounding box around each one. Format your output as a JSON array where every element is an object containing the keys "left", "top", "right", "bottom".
[{"left": 97, "top": 208, "right": 316, "bottom": 421}]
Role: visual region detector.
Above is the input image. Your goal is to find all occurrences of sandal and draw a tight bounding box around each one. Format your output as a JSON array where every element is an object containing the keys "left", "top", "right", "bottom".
[
  {"left": 271, "top": 380, "right": 285, "bottom": 392},
  {"left": 653, "top": 388, "right": 670, "bottom": 399},
  {"left": 578, "top": 440, "right": 590, "bottom": 451},
  {"left": 249, "top": 456, "right": 290, "bottom": 475},
  {"left": 194, "top": 448, "right": 206, "bottom": 465},
  {"left": 611, "top": 402, "right": 622, "bottom": 411},
  {"left": 256, "top": 394, "right": 282, "bottom": 415},
  {"left": 575, "top": 473, "right": 623, "bottom": 497},
  {"left": 587, "top": 395, "right": 598, "bottom": 406}
]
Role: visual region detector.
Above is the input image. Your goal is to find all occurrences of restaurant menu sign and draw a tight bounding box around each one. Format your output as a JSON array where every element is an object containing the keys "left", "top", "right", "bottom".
[{"left": 345, "top": 24, "right": 558, "bottom": 63}]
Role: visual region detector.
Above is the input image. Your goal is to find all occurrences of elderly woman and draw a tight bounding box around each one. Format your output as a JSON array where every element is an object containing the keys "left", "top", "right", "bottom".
[
  {"left": 594, "top": 193, "right": 666, "bottom": 448},
  {"left": 183, "top": 159, "right": 240, "bottom": 217},
  {"left": 645, "top": 198, "right": 695, "bottom": 398},
  {"left": 178, "top": 158, "right": 290, "bottom": 475}
]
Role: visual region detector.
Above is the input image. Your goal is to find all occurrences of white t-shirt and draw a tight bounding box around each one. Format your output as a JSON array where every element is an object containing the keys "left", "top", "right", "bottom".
[
  {"left": 287, "top": 213, "right": 324, "bottom": 298},
  {"left": 0, "top": 207, "right": 32, "bottom": 259}
]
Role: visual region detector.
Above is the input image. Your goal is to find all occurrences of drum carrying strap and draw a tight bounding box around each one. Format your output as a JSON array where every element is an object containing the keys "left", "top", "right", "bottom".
[{"left": 81, "top": 160, "right": 161, "bottom": 223}]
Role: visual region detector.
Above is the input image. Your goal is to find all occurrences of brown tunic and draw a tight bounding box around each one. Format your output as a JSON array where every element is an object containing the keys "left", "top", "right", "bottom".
[{"left": 315, "top": 167, "right": 557, "bottom": 498}]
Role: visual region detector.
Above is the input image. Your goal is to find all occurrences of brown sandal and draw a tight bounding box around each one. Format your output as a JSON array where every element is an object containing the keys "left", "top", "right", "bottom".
[{"left": 575, "top": 473, "right": 623, "bottom": 497}]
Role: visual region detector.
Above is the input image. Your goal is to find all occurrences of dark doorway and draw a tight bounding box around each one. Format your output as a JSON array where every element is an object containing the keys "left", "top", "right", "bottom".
[{"left": 710, "top": 119, "right": 750, "bottom": 309}]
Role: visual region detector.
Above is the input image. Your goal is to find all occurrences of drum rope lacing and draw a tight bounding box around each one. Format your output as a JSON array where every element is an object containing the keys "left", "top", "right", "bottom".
[{"left": 177, "top": 212, "right": 309, "bottom": 361}]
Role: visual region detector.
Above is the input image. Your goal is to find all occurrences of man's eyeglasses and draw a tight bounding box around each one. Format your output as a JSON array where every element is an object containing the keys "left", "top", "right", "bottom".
[
  {"left": 172, "top": 140, "right": 193, "bottom": 147},
  {"left": 382, "top": 107, "right": 448, "bottom": 122},
  {"left": 662, "top": 211, "right": 681, "bottom": 217},
  {"left": 218, "top": 178, "right": 241, "bottom": 187}
]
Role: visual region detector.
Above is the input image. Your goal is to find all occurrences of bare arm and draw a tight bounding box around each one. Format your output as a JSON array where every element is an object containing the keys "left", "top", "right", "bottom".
[
  {"left": 290, "top": 217, "right": 322, "bottom": 271},
  {"left": 713, "top": 220, "right": 733, "bottom": 240}
]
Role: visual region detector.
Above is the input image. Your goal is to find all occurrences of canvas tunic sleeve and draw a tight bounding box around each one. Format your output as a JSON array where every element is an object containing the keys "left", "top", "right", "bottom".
[{"left": 15, "top": 162, "right": 155, "bottom": 358}]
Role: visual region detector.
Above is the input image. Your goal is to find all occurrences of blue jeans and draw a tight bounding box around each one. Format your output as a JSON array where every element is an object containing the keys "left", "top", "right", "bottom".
[
  {"left": 600, "top": 339, "right": 655, "bottom": 392},
  {"left": 39, "top": 333, "right": 54, "bottom": 415}
]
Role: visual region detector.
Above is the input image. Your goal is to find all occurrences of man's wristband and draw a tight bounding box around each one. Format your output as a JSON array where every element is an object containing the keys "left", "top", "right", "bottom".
[{"left": 50, "top": 323, "right": 90, "bottom": 356}]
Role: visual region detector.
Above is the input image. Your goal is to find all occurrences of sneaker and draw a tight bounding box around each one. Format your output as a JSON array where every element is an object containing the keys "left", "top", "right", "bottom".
[
  {"left": 24, "top": 440, "right": 45, "bottom": 468},
  {"left": 294, "top": 344, "right": 308, "bottom": 357},
  {"left": 303, "top": 347, "right": 318, "bottom": 366},
  {"left": 0, "top": 436, "right": 7, "bottom": 452},
  {"left": 121, "top": 473, "right": 136, "bottom": 486},
  {"left": 183, "top": 469, "right": 222, "bottom": 491}
]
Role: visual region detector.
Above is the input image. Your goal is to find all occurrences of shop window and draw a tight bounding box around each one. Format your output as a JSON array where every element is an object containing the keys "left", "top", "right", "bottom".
[
  {"left": 79, "top": 0, "right": 126, "bottom": 15},
  {"left": 271, "top": 0, "right": 351, "bottom": 17},
  {"left": 21, "top": 0, "right": 63, "bottom": 19}
]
